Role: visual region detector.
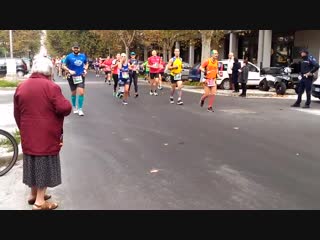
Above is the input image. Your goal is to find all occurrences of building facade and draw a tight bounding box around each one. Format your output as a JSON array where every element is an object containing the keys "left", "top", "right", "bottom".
[{"left": 225, "top": 30, "right": 320, "bottom": 68}]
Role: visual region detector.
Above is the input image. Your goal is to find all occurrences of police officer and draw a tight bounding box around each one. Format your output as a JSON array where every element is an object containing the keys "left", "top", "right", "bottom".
[{"left": 291, "top": 49, "right": 319, "bottom": 108}]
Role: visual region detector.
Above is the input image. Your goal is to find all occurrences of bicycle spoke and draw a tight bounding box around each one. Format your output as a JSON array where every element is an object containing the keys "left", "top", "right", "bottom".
[{"left": 0, "top": 130, "right": 19, "bottom": 176}]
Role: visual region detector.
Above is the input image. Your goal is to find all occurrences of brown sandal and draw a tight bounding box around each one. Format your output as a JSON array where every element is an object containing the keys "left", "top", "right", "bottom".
[
  {"left": 28, "top": 194, "right": 52, "bottom": 205},
  {"left": 32, "top": 201, "right": 58, "bottom": 210}
]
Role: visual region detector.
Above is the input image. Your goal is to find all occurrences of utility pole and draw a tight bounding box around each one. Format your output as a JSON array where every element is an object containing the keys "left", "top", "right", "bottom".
[
  {"left": 9, "top": 30, "right": 13, "bottom": 58},
  {"left": 6, "top": 30, "right": 17, "bottom": 80}
]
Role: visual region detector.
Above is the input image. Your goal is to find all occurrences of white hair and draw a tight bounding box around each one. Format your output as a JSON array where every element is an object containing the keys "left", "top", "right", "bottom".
[{"left": 31, "top": 56, "right": 53, "bottom": 76}]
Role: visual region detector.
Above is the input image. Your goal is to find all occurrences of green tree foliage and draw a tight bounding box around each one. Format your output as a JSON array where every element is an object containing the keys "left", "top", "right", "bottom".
[
  {"left": 47, "top": 30, "right": 110, "bottom": 58},
  {"left": 0, "top": 30, "right": 41, "bottom": 58}
]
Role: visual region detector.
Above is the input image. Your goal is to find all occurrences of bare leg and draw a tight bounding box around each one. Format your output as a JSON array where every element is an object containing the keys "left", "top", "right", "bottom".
[
  {"left": 171, "top": 83, "right": 176, "bottom": 97},
  {"left": 177, "top": 80, "right": 183, "bottom": 100},
  {"left": 28, "top": 186, "right": 37, "bottom": 200},
  {"left": 124, "top": 84, "right": 129, "bottom": 101},
  {"left": 150, "top": 79, "right": 154, "bottom": 92},
  {"left": 34, "top": 187, "right": 46, "bottom": 206},
  {"left": 201, "top": 85, "right": 210, "bottom": 102}
]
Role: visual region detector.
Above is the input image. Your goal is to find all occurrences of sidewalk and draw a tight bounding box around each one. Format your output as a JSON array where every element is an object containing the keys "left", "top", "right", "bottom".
[
  {"left": 0, "top": 89, "right": 26, "bottom": 210},
  {"left": 158, "top": 80, "right": 320, "bottom": 101},
  {"left": 0, "top": 89, "right": 23, "bottom": 160}
]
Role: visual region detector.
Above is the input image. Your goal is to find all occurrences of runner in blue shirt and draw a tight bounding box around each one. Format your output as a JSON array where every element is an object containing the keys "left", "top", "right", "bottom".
[
  {"left": 118, "top": 53, "right": 130, "bottom": 105},
  {"left": 62, "top": 42, "right": 88, "bottom": 116}
]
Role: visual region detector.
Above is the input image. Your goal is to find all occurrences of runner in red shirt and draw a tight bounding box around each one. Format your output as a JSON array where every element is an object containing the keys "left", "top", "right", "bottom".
[
  {"left": 101, "top": 55, "right": 113, "bottom": 85},
  {"left": 111, "top": 53, "right": 121, "bottom": 97},
  {"left": 147, "top": 50, "right": 161, "bottom": 96}
]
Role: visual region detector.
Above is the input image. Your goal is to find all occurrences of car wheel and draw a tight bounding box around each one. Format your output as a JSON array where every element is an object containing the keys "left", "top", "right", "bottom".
[
  {"left": 220, "top": 79, "right": 231, "bottom": 90},
  {"left": 259, "top": 79, "right": 270, "bottom": 91},
  {"left": 17, "top": 71, "right": 24, "bottom": 77},
  {"left": 275, "top": 82, "right": 286, "bottom": 95}
]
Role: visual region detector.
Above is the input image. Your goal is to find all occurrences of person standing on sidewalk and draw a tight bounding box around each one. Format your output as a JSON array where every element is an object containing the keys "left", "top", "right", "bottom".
[
  {"left": 291, "top": 49, "right": 319, "bottom": 108},
  {"left": 62, "top": 42, "right": 88, "bottom": 116},
  {"left": 199, "top": 49, "right": 219, "bottom": 112},
  {"left": 238, "top": 59, "right": 249, "bottom": 97},
  {"left": 232, "top": 58, "right": 241, "bottom": 93},
  {"left": 14, "top": 56, "right": 72, "bottom": 210},
  {"left": 167, "top": 48, "right": 184, "bottom": 105},
  {"left": 227, "top": 52, "right": 234, "bottom": 90}
]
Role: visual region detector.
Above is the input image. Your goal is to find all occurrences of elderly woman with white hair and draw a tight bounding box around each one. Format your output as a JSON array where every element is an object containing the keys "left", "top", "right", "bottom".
[{"left": 14, "top": 56, "right": 72, "bottom": 210}]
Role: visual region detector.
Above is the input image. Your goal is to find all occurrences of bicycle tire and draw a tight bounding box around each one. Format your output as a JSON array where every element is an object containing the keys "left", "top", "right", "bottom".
[{"left": 0, "top": 129, "right": 19, "bottom": 176}]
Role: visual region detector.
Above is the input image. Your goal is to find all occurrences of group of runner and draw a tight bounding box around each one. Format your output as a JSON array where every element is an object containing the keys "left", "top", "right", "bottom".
[{"left": 59, "top": 42, "right": 220, "bottom": 116}]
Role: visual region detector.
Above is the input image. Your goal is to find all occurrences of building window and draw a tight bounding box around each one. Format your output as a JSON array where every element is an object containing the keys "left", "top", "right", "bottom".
[{"left": 271, "top": 32, "right": 294, "bottom": 67}]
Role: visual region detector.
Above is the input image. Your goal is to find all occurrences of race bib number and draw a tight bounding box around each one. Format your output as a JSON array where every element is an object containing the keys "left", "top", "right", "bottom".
[
  {"left": 132, "top": 65, "right": 137, "bottom": 71},
  {"left": 105, "top": 66, "right": 111, "bottom": 71},
  {"left": 122, "top": 72, "right": 129, "bottom": 79},
  {"left": 207, "top": 79, "right": 215, "bottom": 87},
  {"left": 153, "top": 63, "right": 159, "bottom": 68},
  {"left": 73, "top": 76, "right": 83, "bottom": 84},
  {"left": 174, "top": 73, "right": 182, "bottom": 80}
]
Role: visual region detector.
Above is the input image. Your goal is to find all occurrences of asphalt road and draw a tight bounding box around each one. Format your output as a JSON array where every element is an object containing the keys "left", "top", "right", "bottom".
[{"left": 2, "top": 72, "right": 320, "bottom": 209}]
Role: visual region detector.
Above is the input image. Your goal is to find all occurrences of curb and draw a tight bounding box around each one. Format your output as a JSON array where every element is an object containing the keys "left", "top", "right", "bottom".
[
  {"left": 159, "top": 81, "right": 297, "bottom": 99},
  {"left": 0, "top": 87, "right": 17, "bottom": 91}
]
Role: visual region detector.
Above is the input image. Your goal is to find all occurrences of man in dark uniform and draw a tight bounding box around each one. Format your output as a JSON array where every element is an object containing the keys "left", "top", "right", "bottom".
[{"left": 291, "top": 49, "right": 319, "bottom": 108}]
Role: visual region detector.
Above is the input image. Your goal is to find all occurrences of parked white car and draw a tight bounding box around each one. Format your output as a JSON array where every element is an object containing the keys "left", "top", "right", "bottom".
[
  {"left": 216, "top": 59, "right": 267, "bottom": 90},
  {"left": 312, "top": 75, "right": 320, "bottom": 99}
]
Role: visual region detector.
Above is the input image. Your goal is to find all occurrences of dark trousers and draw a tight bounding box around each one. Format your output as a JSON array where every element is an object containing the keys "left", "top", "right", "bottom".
[
  {"left": 229, "top": 74, "right": 233, "bottom": 90},
  {"left": 232, "top": 73, "right": 239, "bottom": 92},
  {"left": 296, "top": 77, "right": 312, "bottom": 106},
  {"left": 129, "top": 72, "right": 138, "bottom": 93},
  {"left": 241, "top": 83, "right": 247, "bottom": 96},
  {"left": 113, "top": 74, "right": 119, "bottom": 92},
  {"left": 234, "top": 83, "right": 239, "bottom": 92}
]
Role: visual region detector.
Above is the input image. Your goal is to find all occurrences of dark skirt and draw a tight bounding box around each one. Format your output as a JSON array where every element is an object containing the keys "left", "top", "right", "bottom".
[{"left": 23, "top": 154, "right": 61, "bottom": 188}]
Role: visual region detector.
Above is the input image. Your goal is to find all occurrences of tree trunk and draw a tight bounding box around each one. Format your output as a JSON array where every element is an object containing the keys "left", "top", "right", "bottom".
[
  {"left": 175, "top": 41, "right": 180, "bottom": 49},
  {"left": 200, "top": 33, "right": 211, "bottom": 63},
  {"left": 168, "top": 48, "right": 172, "bottom": 60},
  {"left": 125, "top": 46, "right": 129, "bottom": 57},
  {"left": 163, "top": 43, "right": 167, "bottom": 62},
  {"left": 144, "top": 46, "right": 148, "bottom": 61},
  {"left": 189, "top": 40, "right": 195, "bottom": 67}
]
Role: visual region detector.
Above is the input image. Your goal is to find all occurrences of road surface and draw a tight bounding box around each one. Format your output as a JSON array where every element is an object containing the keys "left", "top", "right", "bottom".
[{"left": 1, "top": 72, "right": 320, "bottom": 209}]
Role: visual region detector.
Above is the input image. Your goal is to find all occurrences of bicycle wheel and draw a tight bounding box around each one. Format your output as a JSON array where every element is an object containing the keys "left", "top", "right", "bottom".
[{"left": 0, "top": 129, "right": 19, "bottom": 176}]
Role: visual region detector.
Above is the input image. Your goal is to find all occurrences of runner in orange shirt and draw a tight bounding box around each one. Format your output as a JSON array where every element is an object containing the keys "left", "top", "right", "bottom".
[{"left": 199, "top": 49, "right": 219, "bottom": 112}]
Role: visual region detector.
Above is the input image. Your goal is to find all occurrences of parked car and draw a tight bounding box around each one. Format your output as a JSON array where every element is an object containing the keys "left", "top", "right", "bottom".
[
  {"left": 189, "top": 59, "right": 268, "bottom": 90},
  {"left": 312, "top": 75, "right": 320, "bottom": 99},
  {"left": 0, "top": 58, "right": 28, "bottom": 77},
  {"left": 163, "top": 61, "right": 191, "bottom": 81}
]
